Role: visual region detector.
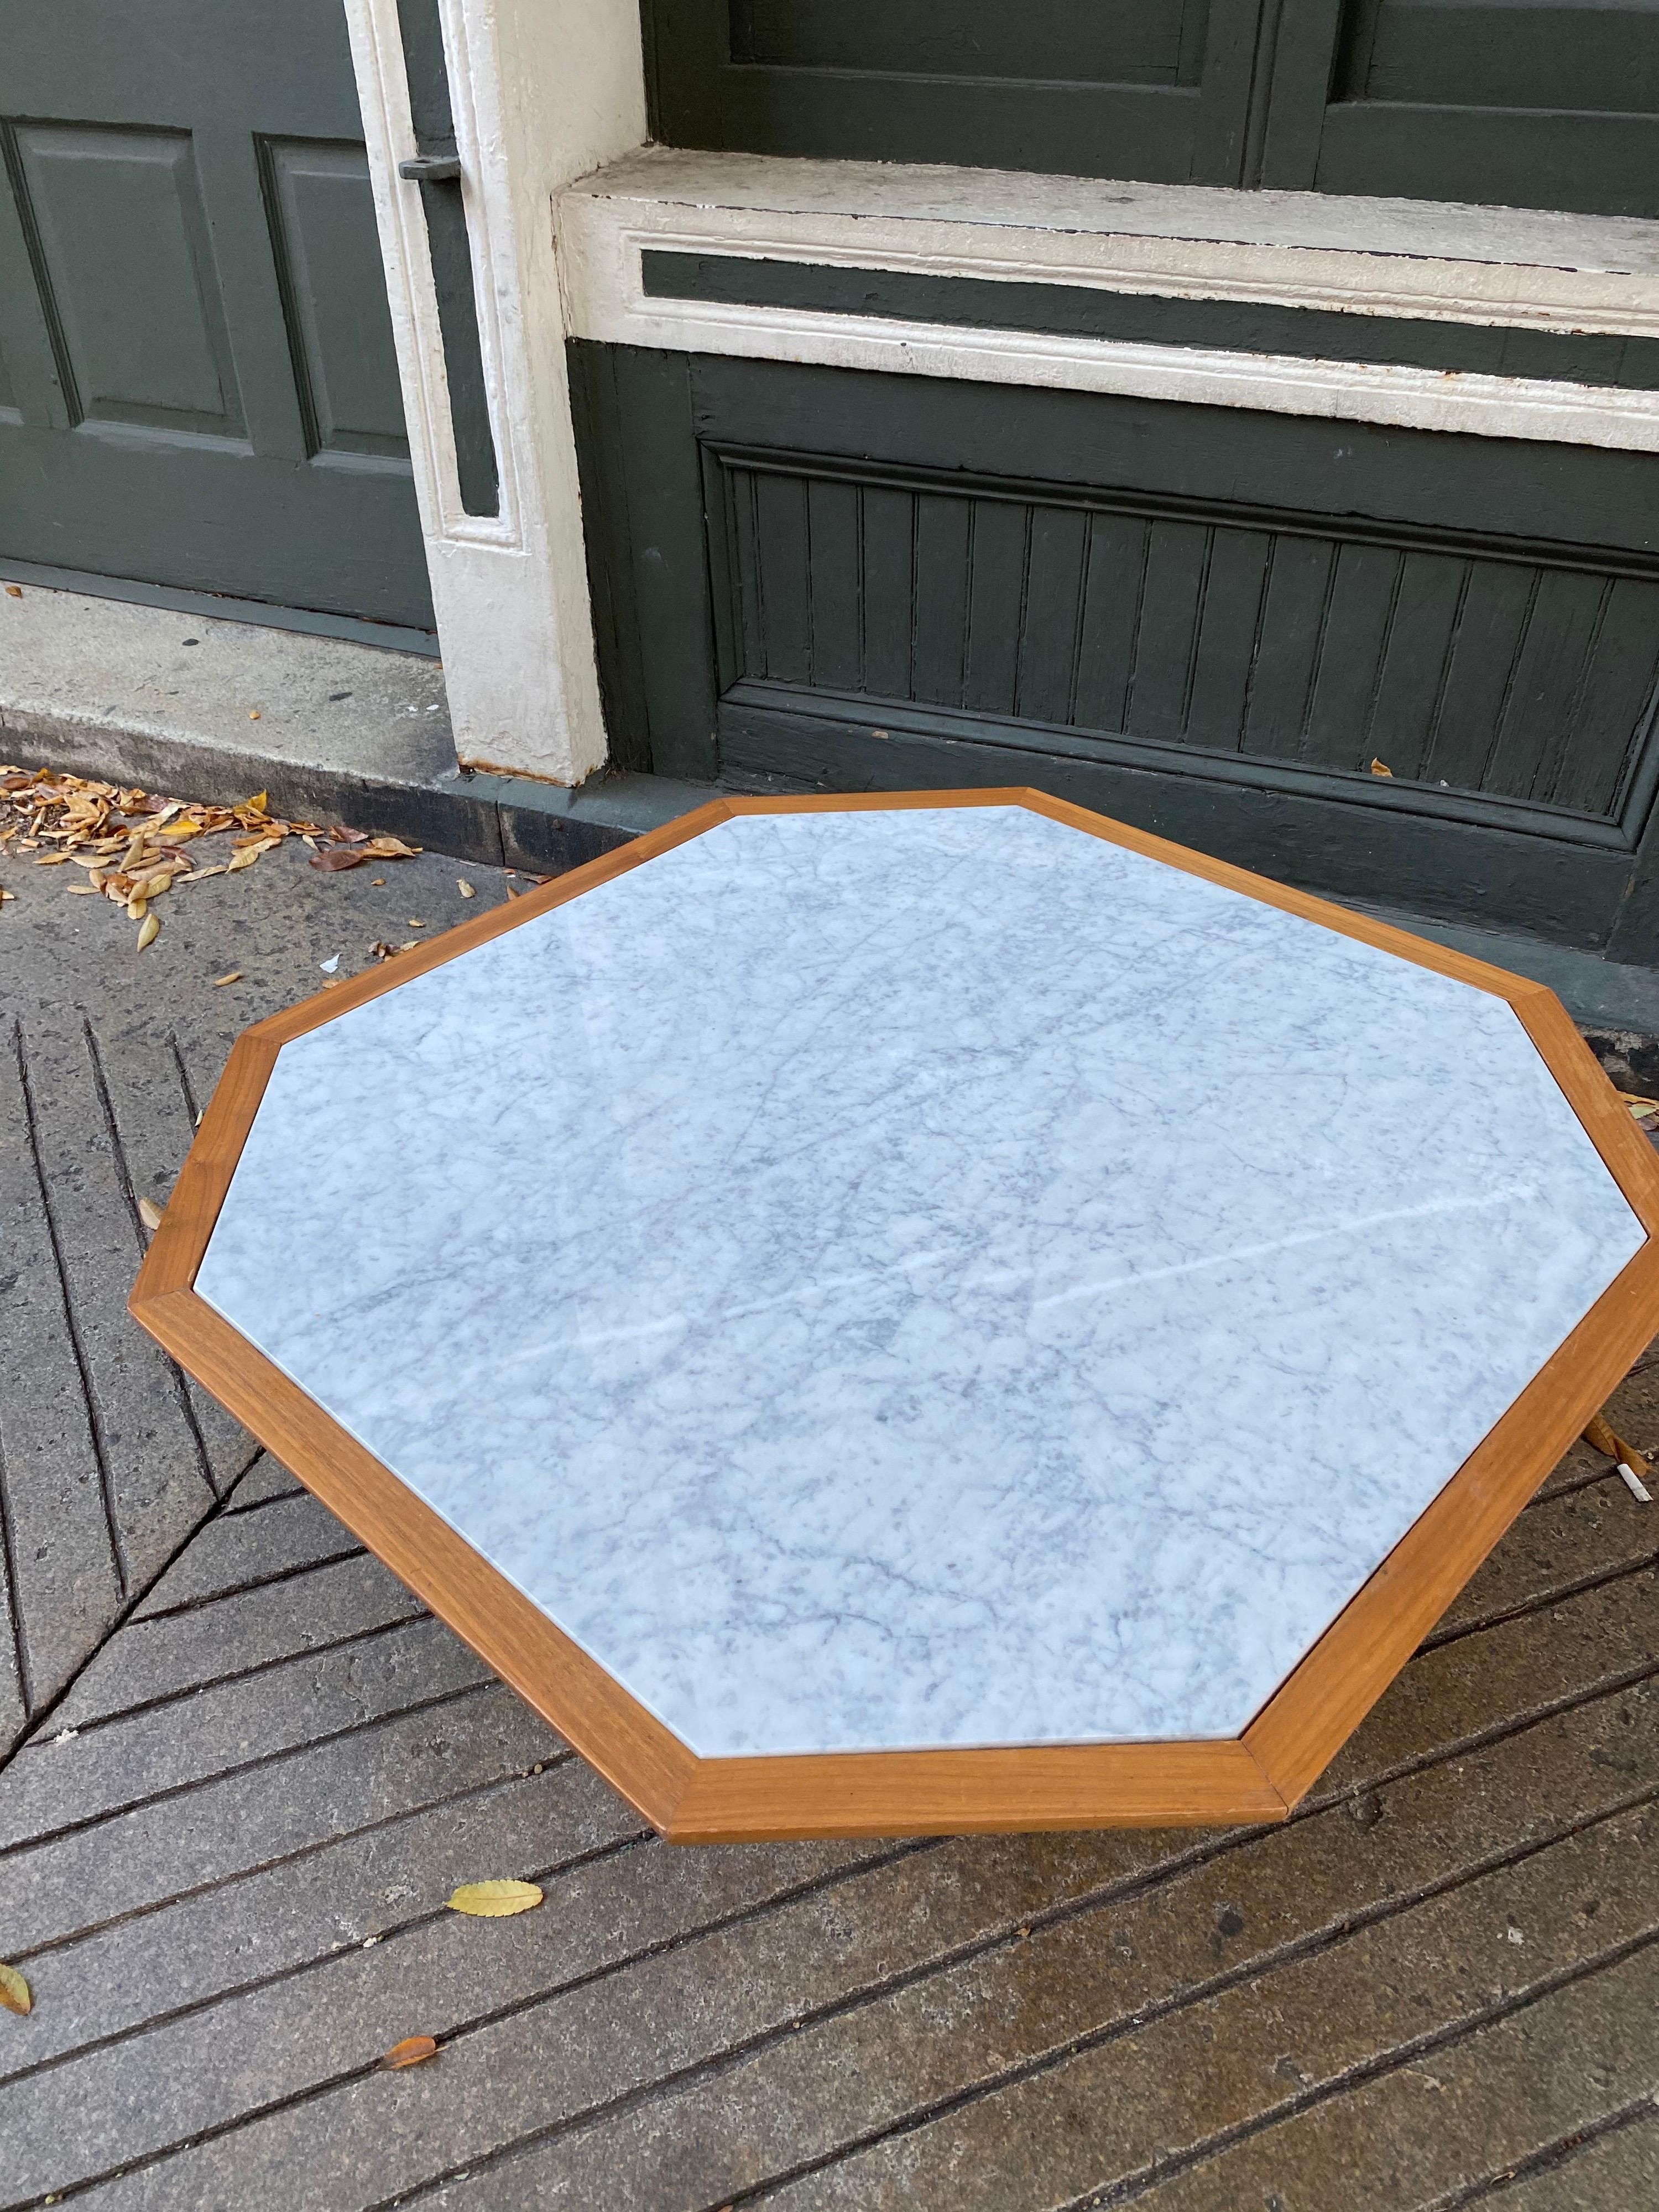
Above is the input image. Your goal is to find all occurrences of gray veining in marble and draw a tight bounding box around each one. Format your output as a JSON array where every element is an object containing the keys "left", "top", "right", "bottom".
[{"left": 195, "top": 806, "right": 1645, "bottom": 1756}]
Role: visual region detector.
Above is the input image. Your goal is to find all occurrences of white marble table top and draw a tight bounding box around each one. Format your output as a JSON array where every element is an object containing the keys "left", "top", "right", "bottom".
[{"left": 197, "top": 805, "right": 1644, "bottom": 1756}]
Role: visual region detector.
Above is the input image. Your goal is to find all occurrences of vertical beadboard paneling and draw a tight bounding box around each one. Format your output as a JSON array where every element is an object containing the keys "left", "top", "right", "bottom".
[
  {"left": 805, "top": 474, "right": 862, "bottom": 692},
  {"left": 860, "top": 484, "right": 915, "bottom": 702},
  {"left": 714, "top": 449, "right": 1659, "bottom": 828}
]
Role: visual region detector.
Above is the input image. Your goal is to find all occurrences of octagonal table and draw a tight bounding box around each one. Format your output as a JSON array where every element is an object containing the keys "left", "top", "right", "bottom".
[{"left": 132, "top": 792, "right": 1659, "bottom": 1840}]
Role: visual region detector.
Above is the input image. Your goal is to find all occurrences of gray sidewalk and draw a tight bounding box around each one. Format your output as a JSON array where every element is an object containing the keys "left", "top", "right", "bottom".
[{"left": 2, "top": 792, "right": 1657, "bottom": 2208}]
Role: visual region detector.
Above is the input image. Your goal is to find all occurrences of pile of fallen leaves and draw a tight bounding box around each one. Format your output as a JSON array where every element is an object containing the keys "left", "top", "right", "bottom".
[{"left": 0, "top": 766, "right": 420, "bottom": 950}]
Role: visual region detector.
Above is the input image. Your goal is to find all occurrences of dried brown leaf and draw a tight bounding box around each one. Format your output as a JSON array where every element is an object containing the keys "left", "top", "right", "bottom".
[
  {"left": 0, "top": 1960, "right": 32, "bottom": 2015},
  {"left": 380, "top": 2036, "right": 437, "bottom": 2070},
  {"left": 447, "top": 1879, "right": 543, "bottom": 1918},
  {"left": 33, "top": 852, "right": 72, "bottom": 865},
  {"left": 138, "top": 1197, "right": 163, "bottom": 1231},
  {"left": 135, "top": 911, "right": 160, "bottom": 951},
  {"left": 224, "top": 846, "right": 263, "bottom": 874},
  {"left": 309, "top": 847, "right": 367, "bottom": 872},
  {"left": 1369, "top": 758, "right": 1393, "bottom": 778},
  {"left": 457, "top": 879, "right": 476, "bottom": 898},
  {"left": 213, "top": 971, "right": 243, "bottom": 987}
]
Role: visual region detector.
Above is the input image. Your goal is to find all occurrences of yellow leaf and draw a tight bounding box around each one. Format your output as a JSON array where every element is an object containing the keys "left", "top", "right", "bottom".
[
  {"left": 1369, "top": 757, "right": 1393, "bottom": 778},
  {"left": 138, "top": 1197, "right": 163, "bottom": 1231},
  {"left": 225, "top": 846, "right": 262, "bottom": 873},
  {"left": 380, "top": 2034, "right": 437, "bottom": 2070},
  {"left": 126, "top": 895, "right": 148, "bottom": 921},
  {"left": 0, "top": 1960, "right": 30, "bottom": 2015},
  {"left": 447, "top": 1879, "right": 543, "bottom": 1918},
  {"left": 136, "top": 911, "right": 160, "bottom": 951},
  {"left": 33, "top": 851, "right": 72, "bottom": 865},
  {"left": 457, "top": 880, "right": 475, "bottom": 898},
  {"left": 213, "top": 971, "right": 243, "bottom": 987}
]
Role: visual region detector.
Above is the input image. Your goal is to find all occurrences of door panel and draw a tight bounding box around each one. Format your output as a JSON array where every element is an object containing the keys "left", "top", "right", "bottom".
[
  {"left": 0, "top": 0, "right": 431, "bottom": 628},
  {"left": 734, "top": 0, "right": 1208, "bottom": 81},
  {"left": 1269, "top": 0, "right": 1659, "bottom": 216},
  {"left": 12, "top": 126, "right": 243, "bottom": 437},
  {"left": 644, "top": 0, "right": 1266, "bottom": 185},
  {"left": 646, "top": 0, "right": 1659, "bottom": 216},
  {"left": 262, "top": 141, "right": 410, "bottom": 462}
]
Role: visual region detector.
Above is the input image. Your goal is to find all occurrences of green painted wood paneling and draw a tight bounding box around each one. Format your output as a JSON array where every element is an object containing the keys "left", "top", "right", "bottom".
[
  {"left": 641, "top": 253, "right": 1659, "bottom": 389},
  {"left": 642, "top": 0, "right": 1659, "bottom": 217},
  {"left": 1262, "top": 0, "right": 1659, "bottom": 215},
  {"left": 643, "top": 0, "right": 1267, "bottom": 184},
  {"left": 571, "top": 340, "right": 1659, "bottom": 956},
  {"left": 0, "top": 0, "right": 432, "bottom": 628},
  {"left": 712, "top": 442, "right": 1659, "bottom": 827}
]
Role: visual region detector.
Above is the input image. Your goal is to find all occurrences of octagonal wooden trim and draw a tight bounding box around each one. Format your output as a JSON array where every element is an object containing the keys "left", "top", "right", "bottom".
[{"left": 131, "top": 791, "right": 1659, "bottom": 1841}]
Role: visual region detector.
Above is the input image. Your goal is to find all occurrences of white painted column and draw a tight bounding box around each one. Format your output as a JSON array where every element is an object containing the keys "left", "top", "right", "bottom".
[{"left": 343, "top": 0, "right": 647, "bottom": 784}]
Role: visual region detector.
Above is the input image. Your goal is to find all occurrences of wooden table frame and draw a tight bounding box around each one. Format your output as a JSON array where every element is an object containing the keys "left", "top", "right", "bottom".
[{"left": 131, "top": 791, "right": 1659, "bottom": 1841}]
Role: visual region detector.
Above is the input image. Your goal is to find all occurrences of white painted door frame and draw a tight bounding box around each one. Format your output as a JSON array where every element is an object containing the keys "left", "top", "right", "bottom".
[{"left": 342, "top": 0, "right": 647, "bottom": 784}]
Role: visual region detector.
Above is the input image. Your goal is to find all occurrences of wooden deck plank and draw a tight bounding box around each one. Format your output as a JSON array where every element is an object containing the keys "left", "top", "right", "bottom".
[
  {"left": 0, "top": 1684, "right": 555, "bottom": 1956},
  {"left": 50, "top": 1550, "right": 424, "bottom": 1733},
  {"left": 11, "top": 1013, "right": 216, "bottom": 1594},
  {"left": 0, "top": 1760, "right": 640, "bottom": 2081},
  {"left": 737, "top": 1814, "right": 1659, "bottom": 2212},
  {"left": 219, "top": 1456, "right": 302, "bottom": 1511},
  {"left": 0, "top": 837, "right": 516, "bottom": 1751},
  {"left": 10, "top": 1536, "right": 1650, "bottom": 2208},
  {"left": 87, "top": 1018, "right": 257, "bottom": 1494},
  {"left": 0, "top": 1616, "right": 489, "bottom": 1851},
  {"left": 1473, "top": 2106, "right": 1659, "bottom": 2212},
  {"left": 0, "top": 1021, "right": 124, "bottom": 1729},
  {"left": 1124, "top": 1939, "right": 1659, "bottom": 2211},
  {"left": 1432, "top": 1471, "right": 1657, "bottom": 1644},
  {"left": 129, "top": 1489, "right": 362, "bottom": 1616},
  {"left": 269, "top": 1675, "right": 1658, "bottom": 2212}
]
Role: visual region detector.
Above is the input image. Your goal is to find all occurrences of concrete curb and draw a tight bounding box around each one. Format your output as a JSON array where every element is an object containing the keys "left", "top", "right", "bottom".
[{"left": 0, "top": 705, "right": 714, "bottom": 877}]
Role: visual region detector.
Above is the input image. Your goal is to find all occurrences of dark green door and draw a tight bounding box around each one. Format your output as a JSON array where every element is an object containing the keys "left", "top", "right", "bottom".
[
  {"left": 0, "top": 0, "right": 433, "bottom": 630},
  {"left": 645, "top": 0, "right": 1659, "bottom": 216}
]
